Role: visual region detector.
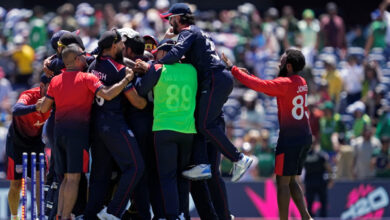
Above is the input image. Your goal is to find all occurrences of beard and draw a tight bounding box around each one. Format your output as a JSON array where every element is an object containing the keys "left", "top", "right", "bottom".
[
  {"left": 172, "top": 21, "right": 180, "bottom": 35},
  {"left": 114, "top": 50, "right": 124, "bottom": 63},
  {"left": 278, "top": 64, "right": 288, "bottom": 77}
]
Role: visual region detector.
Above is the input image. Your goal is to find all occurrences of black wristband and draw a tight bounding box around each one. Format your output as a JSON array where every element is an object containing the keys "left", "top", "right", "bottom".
[{"left": 227, "top": 65, "right": 233, "bottom": 71}]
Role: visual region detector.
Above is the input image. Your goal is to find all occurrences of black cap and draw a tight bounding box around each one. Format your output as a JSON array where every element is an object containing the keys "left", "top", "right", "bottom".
[
  {"left": 58, "top": 32, "right": 85, "bottom": 50},
  {"left": 160, "top": 3, "right": 192, "bottom": 20},
  {"left": 98, "top": 29, "right": 123, "bottom": 50},
  {"left": 40, "top": 74, "right": 52, "bottom": 84},
  {"left": 51, "top": 30, "right": 70, "bottom": 50}
]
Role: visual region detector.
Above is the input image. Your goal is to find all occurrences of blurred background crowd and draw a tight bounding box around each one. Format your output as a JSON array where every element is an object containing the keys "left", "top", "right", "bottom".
[{"left": 0, "top": 0, "right": 389, "bottom": 184}]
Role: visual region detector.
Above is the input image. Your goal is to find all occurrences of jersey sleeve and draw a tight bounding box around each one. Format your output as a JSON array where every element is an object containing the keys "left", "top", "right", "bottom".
[
  {"left": 158, "top": 30, "right": 196, "bottom": 64},
  {"left": 231, "top": 66, "right": 288, "bottom": 97},
  {"left": 46, "top": 80, "right": 56, "bottom": 100},
  {"left": 17, "top": 92, "right": 33, "bottom": 104},
  {"left": 84, "top": 73, "right": 103, "bottom": 95},
  {"left": 137, "top": 64, "right": 162, "bottom": 96}
]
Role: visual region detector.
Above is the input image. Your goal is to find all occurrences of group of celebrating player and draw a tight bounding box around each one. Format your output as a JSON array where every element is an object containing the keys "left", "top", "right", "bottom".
[{"left": 6, "top": 3, "right": 314, "bottom": 220}]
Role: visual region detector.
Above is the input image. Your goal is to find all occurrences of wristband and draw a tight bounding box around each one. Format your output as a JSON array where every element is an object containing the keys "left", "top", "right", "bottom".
[{"left": 227, "top": 65, "right": 233, "bottom": 71}]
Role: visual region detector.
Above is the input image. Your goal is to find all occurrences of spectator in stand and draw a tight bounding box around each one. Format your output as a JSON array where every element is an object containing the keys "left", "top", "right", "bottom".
[
  {"left": 361, "top": 61, "right": 381, "bottom": 104},
  {"left": 29, "top": 6, "right": 47, "bottom": 50},
  {"left": 379, "top": 0, "right": 390, "bottom": 53},
  {"left": 347, "top": 101, "right": 371, "bottom": 138},
  {"left": 303, "top": 145, "right": 333, "bottom": 218},
  {"left": 376, "top": 106, "right": 390, "bottom": 139},
  {"left": 254, "top": 129, "right": 275, "bottom": 178},
  {"left": 340, "top": 55, "right": 364, "bottom": 105},
  {"left": 365, "top": 9, "right": 387, "bottom": 56},
  {"left": 372, "top": 136, "right": 390, "bottom": 178},
  {"left": 279, "top": 6, "right": 299, "bottom": 49},
  {"left": 297, "top": 9, "right": 320, "bottom": 67},
  {"left": 335, "top": 134, "right": 354, "bottom": 180},
  {"left": 11, "top": 35, "right": 35, "bottom": 88},
  {"left": 0, "top": 67, "right": 13, "bottom": 116},
  {"left": 239, "top": 89, "right": 264, "bottom": 131},
  {"left": 347, "top": 25, "right": 366, "bottom": 48},
  {"left": 322, "top": 56, "right": 343, "bottom": 104},
  {"left": 50, "top": 3, "right": 78, "bottom": 32},
  {"left": 262, "top": 7, "right": 282, "bottom": 54},
  {"left": 317, "top": 2, "right": 346, "bottom": 55},
  {"left": 352, "top": 125, "right": 381, "bottom": 180},
  {"left": 319, "top": 101, "right": 345, "bottom": 158},
  {"left": 307, "top": 97, "right": 322, "bottom": 143}
]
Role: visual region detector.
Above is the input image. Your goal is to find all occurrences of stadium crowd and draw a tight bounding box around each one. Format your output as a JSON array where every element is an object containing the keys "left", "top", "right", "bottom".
[{"left": 0, "top": 1, "right": 389, "bottom": 218}]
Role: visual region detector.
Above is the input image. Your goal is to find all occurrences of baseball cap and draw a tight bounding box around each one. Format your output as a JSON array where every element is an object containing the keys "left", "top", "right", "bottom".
[
  {"left": 98, "top": 29, "right": 123, "bottom": 50},
  {"left": 40, "top": 74, "right": 52, "bottom": 84},
  {"left": 58, "top": 32, "right": 85, "bottom": 50},
  {"left": 160, "top": 3, "right": 192, "bottom": 20},
  {"left": 51, "top": 30, "right": 70, "bottom": 50}
]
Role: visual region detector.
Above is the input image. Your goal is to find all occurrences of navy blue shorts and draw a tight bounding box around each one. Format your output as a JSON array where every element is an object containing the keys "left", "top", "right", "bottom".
[{"left": 53, "top": 127, "right": 89, "bottom": 175}]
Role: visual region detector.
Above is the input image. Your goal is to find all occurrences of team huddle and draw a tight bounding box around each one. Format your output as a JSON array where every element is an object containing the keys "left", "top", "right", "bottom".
[{"left": 6, "top": 3, "right": 314, "bottom": 220}]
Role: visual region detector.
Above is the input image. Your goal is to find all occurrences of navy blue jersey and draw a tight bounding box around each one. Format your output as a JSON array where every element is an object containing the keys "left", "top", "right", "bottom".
[
  {"left": 88, "top": 56, "right": 126, "bottom": 114},
  {"left": 122, "top": 76, "right": 153, "bottom": 116},
  {"left": 159, "top": 25, "right": 225, "bottom": 83}
]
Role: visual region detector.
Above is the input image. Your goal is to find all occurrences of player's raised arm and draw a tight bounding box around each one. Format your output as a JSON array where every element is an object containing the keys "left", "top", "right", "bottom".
[{"left": 222, "top": 53, "right": 287, "bottom": 97}]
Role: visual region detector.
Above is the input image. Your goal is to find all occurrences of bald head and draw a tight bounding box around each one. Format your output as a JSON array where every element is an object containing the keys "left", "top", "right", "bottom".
[{"left": 61, "top": 43, "right": 86, "bottom": 69}]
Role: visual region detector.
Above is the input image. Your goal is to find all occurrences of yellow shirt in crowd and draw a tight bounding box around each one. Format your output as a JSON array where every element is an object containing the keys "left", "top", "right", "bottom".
[
  {"left": 12, "top": 45, "right": 35, "bottom": 75},
  {"left": 323, "top": 69, "right": 343, "bottom": 101}
]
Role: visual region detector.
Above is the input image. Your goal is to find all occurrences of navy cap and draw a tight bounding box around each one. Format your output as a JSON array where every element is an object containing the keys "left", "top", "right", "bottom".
[
  {"left": 40, "top": 74, "right": 52, "bottom": 84},
  {"left": 160, "top": 3, "right": 192, "bottom": 20},
  {"left": 51, "top": 30, "right": 70, "bottom": 50},
  {"left": 59, "top": 32, "right": 85, "bottom": 50},
  {"left": 98, "top": 29, "right": 123, "bottom": 50}
]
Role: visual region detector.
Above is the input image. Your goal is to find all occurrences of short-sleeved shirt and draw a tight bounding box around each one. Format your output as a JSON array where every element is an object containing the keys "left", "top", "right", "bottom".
[
  {"left": 232, "top": 66, "right": 312, "bottom": 147},
  {"left": 88, "top": 56, "right": 126, "bottom": 114},
  {"left": 46, "top": 70, "right": 102, "bottom": 128},
  {"left": 13, "top": 87, "right": 51, "bottom": 139}
]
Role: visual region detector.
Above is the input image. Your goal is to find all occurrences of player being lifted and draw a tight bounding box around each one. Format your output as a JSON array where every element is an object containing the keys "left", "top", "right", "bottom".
[{"left": 222, "top": 49, "right": 313, "bottom": 220}]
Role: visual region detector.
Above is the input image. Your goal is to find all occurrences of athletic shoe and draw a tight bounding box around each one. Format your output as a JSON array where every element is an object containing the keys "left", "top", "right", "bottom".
[
  {"left": 97, "top": 207, "right": 120, "bottom": 220},
  {"left": 178, "top": 213, "right": 185, "bottom": 220},
  {"left": 182, "top": 164, "right": 211, "bottom": 180},
  {"left": 230, "top": 214, "right": 235, "bottom": 220},
  {"left": 231, "top": 154, "right": 253, "bottom": 182}
]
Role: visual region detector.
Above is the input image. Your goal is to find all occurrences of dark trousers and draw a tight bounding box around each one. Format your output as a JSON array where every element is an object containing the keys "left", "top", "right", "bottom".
[
  {"left": 126, "top": 112, "right": 164, "bottom": 220},
  {"left": 154, "top": 130, "right": 193, "bottom": 220},
  {"left": 192, "top": 117, "right": 231, "bottom": 220},
  {"left": 306, "top": 184, "right": 328, "bottom": 217},
  {"left": 85, "top": 113, "right": 144, "bottom": 219},
  {"left": 193, "top": 69, "right": 240, "bottom": 164}
]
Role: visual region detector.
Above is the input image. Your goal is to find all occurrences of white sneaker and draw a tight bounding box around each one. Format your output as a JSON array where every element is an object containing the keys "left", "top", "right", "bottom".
[
  {"left": 231, "top": 154, "right": 253, "bottom": 182},
  {"left": 97, "top": 207, "right": 120, "bottom": 220},
  {"left": 182, "top": 164, "right": 211, "bottom": 180},
  {"left": 178, "top": 213, "right": 185, "bottom": 220},
  {"left": 230, "top": 214, "right": 235, "bottom": 220}
]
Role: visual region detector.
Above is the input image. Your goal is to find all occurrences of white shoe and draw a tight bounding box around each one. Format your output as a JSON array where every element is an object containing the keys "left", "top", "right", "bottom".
[
  {"left": 182, "top": 164, "right": 211, "bottom": 180},
  {"left": 178, "top": 213, "right": 185, "bottom": 220},
  {"left": 230, "top": 214, "right": 235, "bottom": 220},
  {"left": 97, "top": 207, "right": 120, "bottom": 220},
  {"left": 231, "top": 154, "right": 253, "bottom": 182}
]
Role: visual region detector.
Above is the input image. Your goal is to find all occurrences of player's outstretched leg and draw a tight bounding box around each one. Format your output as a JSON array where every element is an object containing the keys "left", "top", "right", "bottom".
[
  {"left": 276, "top": 175, "right": 291, "bottom": 220},
  {"left": 289, "top": 176, "right": 312, "bottom": 220}
]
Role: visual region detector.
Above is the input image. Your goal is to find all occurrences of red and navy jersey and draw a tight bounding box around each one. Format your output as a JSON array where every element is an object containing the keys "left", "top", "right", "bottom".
[
  {"left": 46, "top": 71, "right": 103, "bottom": 127},
  {"left": 12, "top": 87, "right": 51, "bottom": 139},
  {"left": 88, "top": 56, "right": 126, "bottom": 114},
  {"left": 159, "top": 25, "right": 225, "bottom": 83},
  {"left": 231, "top": 66, "right": 312, "bottom": 146}
]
